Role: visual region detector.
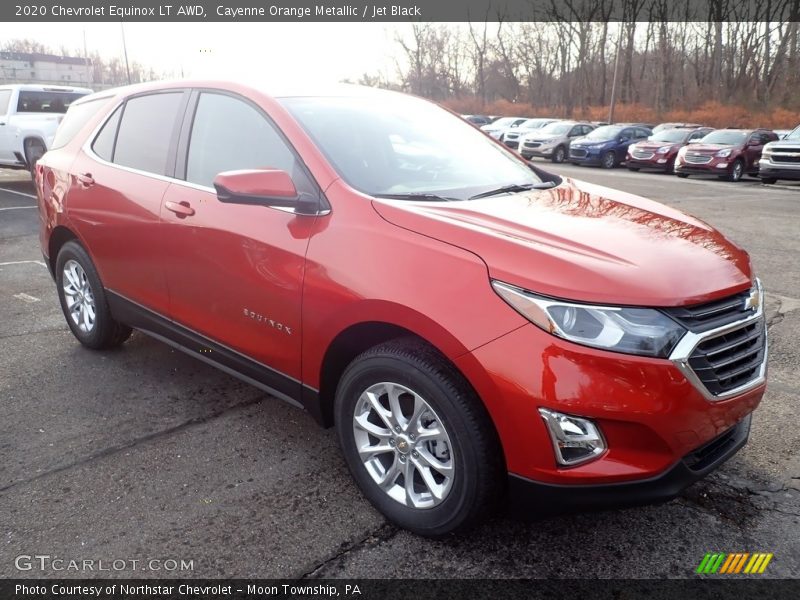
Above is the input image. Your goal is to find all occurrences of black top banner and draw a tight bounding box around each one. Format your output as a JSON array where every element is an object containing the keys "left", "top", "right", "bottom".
[{"left": 3, "top": 0, "right": 800, "bottom": 22}]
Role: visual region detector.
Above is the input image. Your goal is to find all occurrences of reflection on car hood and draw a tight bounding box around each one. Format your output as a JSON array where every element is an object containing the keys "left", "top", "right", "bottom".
[
  {"left": 686, "top": 143, "right": 734, "bottom": 152},
  {"left": 371, "top": 178, "right": 751, "bottom": 306}
]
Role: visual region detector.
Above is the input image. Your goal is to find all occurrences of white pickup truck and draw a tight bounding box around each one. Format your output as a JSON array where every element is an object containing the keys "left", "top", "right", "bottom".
[{"left": 0, "top": 84, "right": 92, "bottom": 176}]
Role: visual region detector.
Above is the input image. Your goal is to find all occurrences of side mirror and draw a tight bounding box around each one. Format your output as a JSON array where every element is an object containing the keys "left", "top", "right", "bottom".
[
  {"left": 619, "top": 137, "right": 630, "bottom": 143},
  {"left": 213, "top": 169, "right": 317, "bottom": 214}
]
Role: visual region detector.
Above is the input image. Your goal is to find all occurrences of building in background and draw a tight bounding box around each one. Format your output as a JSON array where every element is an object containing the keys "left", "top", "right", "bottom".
[{"left": 0, "top": 51, "right": 93, "bottom": 87}]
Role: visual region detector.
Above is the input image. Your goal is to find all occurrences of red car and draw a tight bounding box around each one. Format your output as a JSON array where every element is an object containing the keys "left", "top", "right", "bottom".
[
  {"left": 674, "top": 128, "right": 778, "bottom": 181},
  {"left": 36, "top": 81, "right": 767, "bottom": 536},
  {"left": 626, "top": 127, "right": 713, "bottom": 173}
]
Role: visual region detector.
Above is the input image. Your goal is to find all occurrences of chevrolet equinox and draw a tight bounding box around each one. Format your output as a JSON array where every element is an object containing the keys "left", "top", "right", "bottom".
[{"left": 36, "top": 81, "right": 767, "bottom": 536}]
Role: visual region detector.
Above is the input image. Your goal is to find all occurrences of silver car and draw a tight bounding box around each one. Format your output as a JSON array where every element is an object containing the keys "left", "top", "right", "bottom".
[
  {"left": 502, "top": 118, "right": 560, "bottom": 149},
  {"left": 520, "top": 121, "right": 596, "bottom": 163},
  {"left": 480, "top": 116, "right": 529, "bottom": 140}
]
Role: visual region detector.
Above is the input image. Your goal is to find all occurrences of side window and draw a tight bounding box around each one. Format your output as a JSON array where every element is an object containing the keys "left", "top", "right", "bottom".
[
  {"left": 635, "top": 128, "right": 650, "bottom": 138},
  {"left": 688, "top": 130, "right": 704, "bottom": 141},
  {"left": 620, "top": 128, "right": 634, "bottom": 140},
  {"left": 582, "top": 125, "right": 593, "bottom": 135},
  {"left": 185, "top": 92, "right": 296, "bottom": 189},
  {"left": 51, "top": 97, "right": 110, "bottom": 150},
  {"left": 748, "top": 133, "right": 761, "bottom": 146},
  {"left": 113, "top": 92, "right": 183, "bottom": 175},
  {"left": 568, "top": 126, "right": 581, "bottom": 137},
  {"left": 761, "top": 133, "right": 773, "bottom": 144},
  {"left": 91, "top": 106, "right": 122, "bottom": 162}
]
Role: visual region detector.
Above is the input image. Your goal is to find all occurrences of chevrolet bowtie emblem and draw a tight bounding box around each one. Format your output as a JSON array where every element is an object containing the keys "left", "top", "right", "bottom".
[{"left": 744, "top": 289, "right": 761, "bottom": 312}]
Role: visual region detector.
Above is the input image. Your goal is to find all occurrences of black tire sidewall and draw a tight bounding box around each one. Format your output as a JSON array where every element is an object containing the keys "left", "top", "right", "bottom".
[
  {"left": 602, "top": 151, "right": 616, "bottom": 169},
  {"left": 335, "top": 354, "right": 485, "bottom": 536},
  {"left": 553, "top": 146, "right": 565, "bottom": 163},
  {"left": 55, "top": 241, "right": 118, "bottom": 349},
  {"left": 730, "top": 160, "right": 744, "bottom": 181}
]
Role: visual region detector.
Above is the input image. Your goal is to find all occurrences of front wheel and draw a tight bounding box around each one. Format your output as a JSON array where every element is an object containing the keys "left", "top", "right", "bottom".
[
  {"left": 726, "top": 159, "right": 744, "bottom": 182},
  {"left": 601, "top": 151, "right": 617, "bottom": 169},
  {"left": 334, "top": 338, "right": 503, "bottom": 537},
  {"left": 55, "top": 241, "right": 132, "bottom": 349},
  {"left": 551, "top": 146, "right": 566, "bottom": 163}
]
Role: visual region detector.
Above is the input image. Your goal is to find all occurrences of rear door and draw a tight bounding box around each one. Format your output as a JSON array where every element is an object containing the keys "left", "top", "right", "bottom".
[
  {"left": 158, "top": 89, "right": 323, "bottom": 385},
  {"left": 66, "top": 90, "right": 188, "bottom": 312},
  {"left": 744, "top": 132, "right": 765, "bottom": 171}
]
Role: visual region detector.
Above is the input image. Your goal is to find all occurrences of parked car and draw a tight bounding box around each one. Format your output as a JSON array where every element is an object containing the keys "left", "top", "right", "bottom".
[
  {"left": 674, "top": 128, "right": 778, "bottom": 181},
  {"left": 480, "top": 116, "right": 529, "bottom": 140},
  {"left": 503, "top": 118, "right": 560, "bottom": 149},
  {"left": 0, "top": 84, "right": 92, "bottom": 176},
  {"left": 519, "top": 121, "right": 595, "bottom": 163},
  {"left": 36, "top": 81, "right": 766, "bottom": 536},
  {"left": 462, "top": 114, "right": 491, "bottom": 126},
  {"left": 569, "top": 124, "right": 652, "bottom": 168},
  {"left": 652, "top": 122, "right": 704, "bottom": 134},
  {"left": 759, "top": 124, "right": 800, "bottom": 184},
  {"left": 626, "top": 127, "right": 714, "bottom": 173}
]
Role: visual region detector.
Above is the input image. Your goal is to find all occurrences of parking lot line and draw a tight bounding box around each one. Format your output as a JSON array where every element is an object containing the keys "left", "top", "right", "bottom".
[
  {"left": 0, "top": 205, "right": 36, "bottom": 211},
  {"left": 0, "top": 259, "right": 46, "bottom": 267},
  {"left": 0, "top": 187, "right": 36, "bottom": 199}
]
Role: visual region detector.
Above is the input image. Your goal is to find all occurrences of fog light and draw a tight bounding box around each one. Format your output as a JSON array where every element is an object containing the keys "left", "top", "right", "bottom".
[
  {"left": 538, "top": 408, "right": 606, "bottom": 466},
  {"left": 716, "top": 163, "right": 728, "bottom": 168}
]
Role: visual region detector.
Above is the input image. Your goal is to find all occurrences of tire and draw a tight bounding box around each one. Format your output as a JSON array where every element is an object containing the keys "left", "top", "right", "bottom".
[
  {"left": 570, "top": 161, "right": 581, "bottom": 166},
  {"left": 727, "top": 159, "right": 744, "bottom": 182},
  {"left": 665, "top": 158, "right": 676, "bottom": 174},
  {"left": 334, "top": 338, "right": 503, "bottom": 537},
  {"left": 627, "top": 166, "right": 640, "bottom": 172},
  {"left": 601, "top": 151, "right": 617, "bottom": 169},
  {"left": 761, "top": 177, "right": 777, "bottom": 184},
  {"left": 676, "top": 173, "right": 689, "bottom": 178},
  {"left": 24, "top": 138, "right": 46, "bottom": 180},
  {"left": 55, "top": 241, "right": 132, "bottom": 349},
  {"left": 551, "top": 146, "right": 566, "bottom": 163}
]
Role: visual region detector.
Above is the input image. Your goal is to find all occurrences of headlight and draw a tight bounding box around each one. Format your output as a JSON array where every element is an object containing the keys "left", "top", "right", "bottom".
[
  {"left": 656, "top": 145, "right": 672, "bottom": 154},
  {"left": 716, "top": 149, "right": 732, "bottom": 158},
  {"left": 492, "top": 281, "right": 686, "bottom": 358}
]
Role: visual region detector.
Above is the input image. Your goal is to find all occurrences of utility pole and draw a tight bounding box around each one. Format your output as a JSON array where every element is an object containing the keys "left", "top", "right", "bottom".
[
  {"left": 608, "top": 23, "right": 622, "bottom": 124},
  {"left": 120, "top": 23, "right": 132, "bottom": 84},
  {"left": 83, "top": 29, "right": 91, "bottom": 87}
]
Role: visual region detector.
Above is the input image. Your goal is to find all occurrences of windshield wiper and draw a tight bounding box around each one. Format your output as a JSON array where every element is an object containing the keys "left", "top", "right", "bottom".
[
  {"left": 468, "top": 181, "right": 555, "bottom": 200},
  {"left": 373, "top": 193, "right": 457, "bottom": 202}
]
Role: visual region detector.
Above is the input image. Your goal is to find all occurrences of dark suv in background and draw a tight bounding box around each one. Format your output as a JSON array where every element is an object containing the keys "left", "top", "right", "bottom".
[
  {"left": 626, "top": 127, "right": 713, "bottom": 173},
  {"left": 569, "top": 124, "right": 652, "bottom": 169},
  {"left": 675, "top": 128, "right": 778, "bottom": 181}
]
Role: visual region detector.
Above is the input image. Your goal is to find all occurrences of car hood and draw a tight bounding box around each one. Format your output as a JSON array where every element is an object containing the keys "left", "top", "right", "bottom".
[
  {"left": 525, "top": 132, "right": 560, "bottom": 141},
  {"left": 371, "top": 178, "right": 751, "bottom": 306},
  {"left": 635, "top": 141, "right": 678, "bottom": 150},
  {"left": 685, "top": 143, "right": 734, "bottom": 152},
  {"left": 572, "top": 138, "right": 611, "bottom": 146}
]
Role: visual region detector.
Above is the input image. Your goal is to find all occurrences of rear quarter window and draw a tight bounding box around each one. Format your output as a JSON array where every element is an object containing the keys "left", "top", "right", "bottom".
[{"left": 51, "top": 97, "right": 111, "bottom": 150}]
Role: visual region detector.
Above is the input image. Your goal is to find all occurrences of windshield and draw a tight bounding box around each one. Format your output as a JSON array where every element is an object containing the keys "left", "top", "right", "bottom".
[
  {"left": 700, "top": 130, "right": 747, "bottom": 145},
  {"left": 539, "top": 122, "right": 572, "bottom": 135},
  {"left": 281, "top": 95, "right": 542, "bottom": 199},
  {"left": 649, "top": 129, "right": 691, "bottom": 143},
  {"left": 585, "top": 125, "right": 622, "bottom": 140},
  {"left": 520, "top": 119, "right": 552, "bottom": 130},
  {"left": 17, "top": 90, "right": 88, "bottom": 113},
  {"left": 785, "top": 126, "right": 800, "bottom": 141},
  {"left": 486, "top": 117, "right": 519, "bottom": 128}
]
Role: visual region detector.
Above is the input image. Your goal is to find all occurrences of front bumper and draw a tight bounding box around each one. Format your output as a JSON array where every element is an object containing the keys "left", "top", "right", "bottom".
[
  {"left": 507, "top": 414, "right": 751, "bottom": 515},
  {"left": 521, "top": 146, "right": 556, "bottom": 159},
  {"left": 504, "top": 139, "right": 520, "bottom": 149},
  {"left": 675, "top": 156, "right": 737, "bottom": 175},
  {"left": 626, "top": 156, "right": 672, "bottom": 170},
  {"left": 569, "top": 151, "right": 603, "bottom": 165},
  {"left": 758, "top": 163, "right": 800, "bottom": 181}
]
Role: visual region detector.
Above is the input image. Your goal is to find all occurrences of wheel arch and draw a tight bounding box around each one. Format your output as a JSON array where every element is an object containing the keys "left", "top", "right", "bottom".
[
  {"left": 23, "top": 135, "right": 47, "bottom": 166},
  {"left": 47, "top": 225, "right": 79, "bottom": 278}
]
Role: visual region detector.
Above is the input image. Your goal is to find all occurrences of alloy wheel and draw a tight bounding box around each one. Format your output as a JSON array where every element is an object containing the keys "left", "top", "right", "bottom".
[
  {"left": 352, "top": 382, "right": 454, "bottom": 509},
  {"left": 62, "top": 259, "right": 96, "bottom": 333}
]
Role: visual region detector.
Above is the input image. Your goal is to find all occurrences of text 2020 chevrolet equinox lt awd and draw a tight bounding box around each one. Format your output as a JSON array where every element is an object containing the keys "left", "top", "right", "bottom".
[{"left": 36, "top": 81, "right": 767, "bottom": 536}]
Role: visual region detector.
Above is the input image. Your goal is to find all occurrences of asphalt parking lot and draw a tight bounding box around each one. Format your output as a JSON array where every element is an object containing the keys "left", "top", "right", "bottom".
[{"left": 1, "top": 164, "right": 798, "bottom": 579}]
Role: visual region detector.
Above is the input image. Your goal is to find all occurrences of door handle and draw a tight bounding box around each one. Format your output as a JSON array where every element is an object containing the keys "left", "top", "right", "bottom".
[
  {"left": 165, "top": 200, "right": 195, "bottom": 217},
  {"left": 76, "top": 172, "right": 94, "bottom": 187}
]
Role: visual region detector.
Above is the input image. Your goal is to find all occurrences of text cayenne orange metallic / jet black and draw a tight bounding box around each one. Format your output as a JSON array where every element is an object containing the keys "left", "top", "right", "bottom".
[{"left": 36, "top": 81, "right": 767, "bottom": 536}]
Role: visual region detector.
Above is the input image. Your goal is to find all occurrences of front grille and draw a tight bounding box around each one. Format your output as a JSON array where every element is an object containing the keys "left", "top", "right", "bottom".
[
  {"left": 632, "top": 149, "right": 655, "bottom": 159},
  {"left": 687, "top": 319, "right": 766, "bottom": 396},
  {"left": 771, "top": 149, "right": 800, "bottom": 163},
  {"left": 524, "top": 141, "right": 542, "bottom": 148},
  {"left": 685, "top": 152, "right": 713, "bottom": 164},
  {"left": 570, "top": 148, "right": 587, "bottom": 158},
  {"left": 664, "top": 289, "right": 753, "bottom": 332}
]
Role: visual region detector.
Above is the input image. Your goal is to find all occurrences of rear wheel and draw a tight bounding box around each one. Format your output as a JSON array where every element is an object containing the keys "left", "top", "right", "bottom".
[
  {"left": 55, "top": 241, "right": 132, "bottom": 349},
  {"left": 24, "top": 139, "right": 46, "bottom": 180},
  {"left": 601, "top": 151, "right": 617, "bottom": 169},
  {"left": 334, "top": 338, "right": 503, "bottom": 537},
  {"left": 552, "top": 146, "right": 566, "bottom": 163}
]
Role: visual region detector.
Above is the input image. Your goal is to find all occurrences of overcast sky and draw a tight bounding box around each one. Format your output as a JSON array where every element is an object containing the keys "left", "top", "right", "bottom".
[{"left": 0, "top": 22, "right": 410, "bottom": 84}]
